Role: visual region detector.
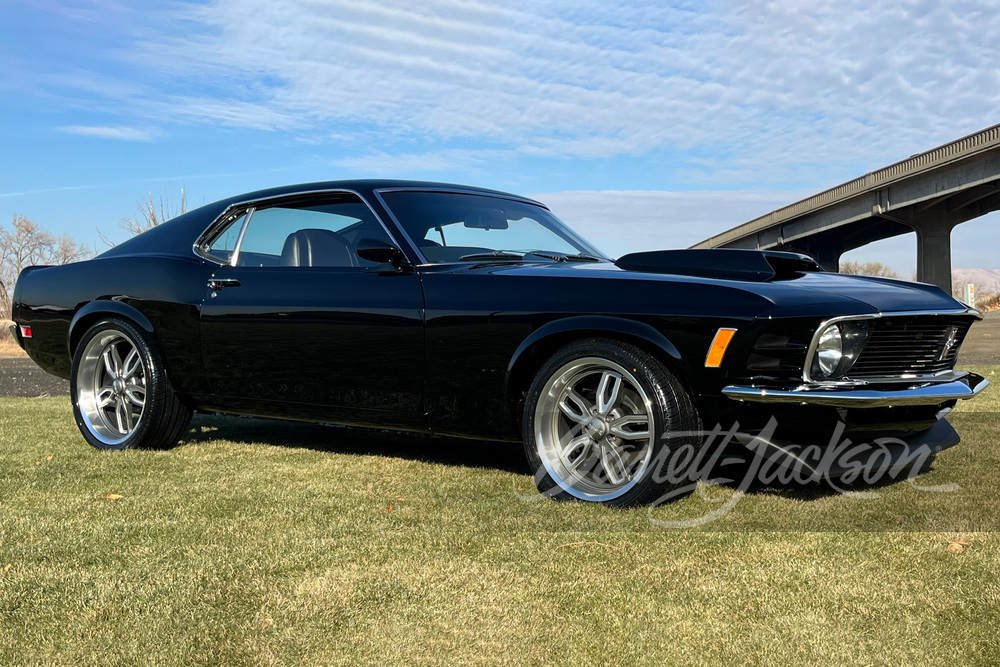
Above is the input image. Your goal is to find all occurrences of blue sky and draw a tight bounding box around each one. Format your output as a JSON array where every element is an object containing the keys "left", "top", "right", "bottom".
[{"left": 2, "top": 0, "right": 998, "bottom": 273}]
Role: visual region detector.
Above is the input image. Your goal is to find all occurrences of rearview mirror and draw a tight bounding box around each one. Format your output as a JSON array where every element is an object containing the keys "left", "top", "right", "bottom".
[
  {"left": 357, "top": 238, "right": 405, "bottom": 268},
  {"left": 464, "top": 211, "right": 509, "bottom": 230}
]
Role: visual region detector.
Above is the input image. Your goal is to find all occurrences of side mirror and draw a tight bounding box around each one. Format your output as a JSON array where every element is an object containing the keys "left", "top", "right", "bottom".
[{"left": 357, "top": 238, "right": 406, "bottom": 270}]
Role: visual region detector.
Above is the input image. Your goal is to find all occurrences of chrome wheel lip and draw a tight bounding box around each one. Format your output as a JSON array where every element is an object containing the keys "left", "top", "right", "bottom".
[
  {"left": 534, "top": 357, "right": 655, "bottom": 502},
  {"left": 76, "top": 331, "right": 147, "bottom": 446}
]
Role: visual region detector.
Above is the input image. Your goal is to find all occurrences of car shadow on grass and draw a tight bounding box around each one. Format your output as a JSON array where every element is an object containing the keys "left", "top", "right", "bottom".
[
  {"left": 701, "top": 446, "right": 939, "bottom": 502},
  {"left": 180, "top": 413, "right": 532, "bottom": 475},
  {"left": 179, "top": 413, "right": 942, "bottom": 501}
]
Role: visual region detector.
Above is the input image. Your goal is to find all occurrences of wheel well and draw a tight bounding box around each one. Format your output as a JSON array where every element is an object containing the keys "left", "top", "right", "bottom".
[
  {"left": 506, "top": 330, "right": 694, "bottom": 428},
  {"left": 69, "top": 311, "right": 144, "bottom": 357}
]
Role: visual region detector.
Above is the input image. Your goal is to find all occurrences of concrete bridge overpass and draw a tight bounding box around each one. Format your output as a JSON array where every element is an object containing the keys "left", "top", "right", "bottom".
[{"left": 693, "top": 124, "right": 1000, "bottom": 293}]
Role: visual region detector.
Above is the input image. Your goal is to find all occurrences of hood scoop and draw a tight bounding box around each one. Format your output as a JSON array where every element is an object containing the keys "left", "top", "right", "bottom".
[{"left": 614, "top": 249, "right": 823, "bottom": 282}]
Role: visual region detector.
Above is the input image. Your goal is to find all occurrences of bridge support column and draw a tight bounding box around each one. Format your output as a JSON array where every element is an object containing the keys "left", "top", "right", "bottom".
[
  {"left": 908, "top": 218, "right": 957, "bottom": 294},
  {"left": 809, "top": 246, "right": 843, "bottom": 273},
  {"left": 788, "top": 241, "right": 843, "bottom": 272}
]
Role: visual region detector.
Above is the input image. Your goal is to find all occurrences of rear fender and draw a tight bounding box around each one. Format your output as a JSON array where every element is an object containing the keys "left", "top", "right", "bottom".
[{"left": 68, "top": 300, "right": 155, "bottom": 356}]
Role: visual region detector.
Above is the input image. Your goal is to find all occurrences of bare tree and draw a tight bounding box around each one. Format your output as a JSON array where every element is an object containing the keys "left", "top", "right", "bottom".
[
  {"left": 839, "top": 261, "right": 901, "bottom": 279},
  {"left": 120, "top": 189, "right": 187, "bottom": 236},
  {"left": 0, "top": 280, "right": 9, "bottom": 324},
  {"left": 978, "top": 290, "right": 1000, "bottom": 313},
  {"left": 0, "top": 214, "right": 89, "bottom": 322},
  {"left": 98, "top": 189, "right": 189, "bottom": 248}
]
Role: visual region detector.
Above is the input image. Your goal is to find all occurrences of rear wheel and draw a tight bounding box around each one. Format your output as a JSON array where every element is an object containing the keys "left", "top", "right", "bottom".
[
  {"left": 523, "top": 338, "right": 702, "bottom": 507},
  {"left": 71, "top": 318, "right": 192, "bottom": 451}
]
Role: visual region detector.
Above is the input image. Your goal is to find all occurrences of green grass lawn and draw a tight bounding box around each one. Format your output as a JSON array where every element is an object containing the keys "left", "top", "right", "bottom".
[{"left": 1, "top": 367, "right": 998, "bottom": 665}]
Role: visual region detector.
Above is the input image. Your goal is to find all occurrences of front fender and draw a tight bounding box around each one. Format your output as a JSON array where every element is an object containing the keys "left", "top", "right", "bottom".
[{"left": 504, "top": 315, "right": 684, "bottom": 400}]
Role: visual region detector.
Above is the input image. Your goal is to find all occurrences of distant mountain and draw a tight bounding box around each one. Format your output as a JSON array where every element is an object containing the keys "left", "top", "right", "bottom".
[{"left": 953, "top": 268, "right": 1000, "bottom": 290}]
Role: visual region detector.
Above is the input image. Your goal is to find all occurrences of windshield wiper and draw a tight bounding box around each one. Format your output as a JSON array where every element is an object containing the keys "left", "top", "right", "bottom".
[
  {"left": 564, "top": 253, "right": 603, "bottom": 262},
  {"left": 530, "top": 251, "right": 603, "bottom": 263},
  {"left": 458, "top": 250, "right": 604, "bottom": 263},
  {"left": 458, "top": 250, "right": 525, "bottom": 262}
]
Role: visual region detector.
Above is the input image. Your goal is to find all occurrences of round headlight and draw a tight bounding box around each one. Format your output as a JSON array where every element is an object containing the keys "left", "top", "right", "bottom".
[{"left": 815, "top": 324, "right": 843, "bottom": 378}]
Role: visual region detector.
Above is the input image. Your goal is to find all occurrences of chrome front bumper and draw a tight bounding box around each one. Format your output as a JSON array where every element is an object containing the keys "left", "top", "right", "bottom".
[{"left": 723, "top": 371, "right": 989, "bottom": 408}]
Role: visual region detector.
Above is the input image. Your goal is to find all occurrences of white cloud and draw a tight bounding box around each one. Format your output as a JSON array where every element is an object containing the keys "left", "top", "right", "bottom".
[
  {"left": 17, "top": 0, "right": 1000, "bottom": 273},
  {"left": 57, "top": 125, "right": 158, "bottom": 141},
  {"left": 67, "top": 0, "right": 998, "bottom": 183}
]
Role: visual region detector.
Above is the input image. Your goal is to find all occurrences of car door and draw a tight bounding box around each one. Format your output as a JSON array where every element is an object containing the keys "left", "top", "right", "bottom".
[{"left": 198, "top": 193, "right": 425, "bottom": 427}]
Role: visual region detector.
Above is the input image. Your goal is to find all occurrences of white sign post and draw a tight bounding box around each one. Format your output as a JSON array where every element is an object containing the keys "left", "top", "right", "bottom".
[{"left": 964, "top": 283, "right": 976, "bottom": 308}]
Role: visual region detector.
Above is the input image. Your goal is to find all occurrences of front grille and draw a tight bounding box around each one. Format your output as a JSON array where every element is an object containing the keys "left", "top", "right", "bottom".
[{"left": 847, "top": 316, "right": 972, "bottom": 379}]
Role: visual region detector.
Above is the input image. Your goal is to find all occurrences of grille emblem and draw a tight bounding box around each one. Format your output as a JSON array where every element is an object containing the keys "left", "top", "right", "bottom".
[{"left": 938, "top": 326, "right": 959, "bottom": 361}]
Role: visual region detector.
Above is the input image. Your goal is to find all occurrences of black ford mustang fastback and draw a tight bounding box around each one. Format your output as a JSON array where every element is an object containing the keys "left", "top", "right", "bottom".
[{"left": 10, "top": 180, "right": 989, "bottom": 505}]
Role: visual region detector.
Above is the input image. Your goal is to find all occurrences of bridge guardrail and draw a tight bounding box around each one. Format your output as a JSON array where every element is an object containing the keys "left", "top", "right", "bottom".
[{"left": 697, "top": 124, "right": 1000, "bottom": 248}]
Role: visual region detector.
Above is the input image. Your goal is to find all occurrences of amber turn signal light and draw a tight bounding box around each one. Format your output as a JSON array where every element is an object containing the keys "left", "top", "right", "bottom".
[{"left": 705, "top": 328, "right": 736, "bottom": 367}]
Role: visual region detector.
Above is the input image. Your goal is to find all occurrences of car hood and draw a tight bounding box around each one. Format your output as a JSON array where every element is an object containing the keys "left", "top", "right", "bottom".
[
  {"left": 736, "top": 271, "right": 965, "bottom": 315},
  {"left": 454, "top": 257, "right": 968, "bottom": 317}
]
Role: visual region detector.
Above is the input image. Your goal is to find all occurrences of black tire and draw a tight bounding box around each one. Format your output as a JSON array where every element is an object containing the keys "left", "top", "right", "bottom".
[
  {"left": 71, "top": 318, "right": 192, "bottom": 451},
  {"left": 523, "top": 338, "right": 702, "bottom": 507}
]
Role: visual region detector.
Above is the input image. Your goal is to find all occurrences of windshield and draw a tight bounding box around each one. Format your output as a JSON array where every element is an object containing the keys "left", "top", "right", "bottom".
[{"left": 379, "top": 190, "right": 607, "bottom": 264}]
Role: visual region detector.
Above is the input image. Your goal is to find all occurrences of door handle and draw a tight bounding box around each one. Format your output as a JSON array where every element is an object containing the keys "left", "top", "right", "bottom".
[{"left": 208, "top": 278, "right": 242, "bottom": 290}]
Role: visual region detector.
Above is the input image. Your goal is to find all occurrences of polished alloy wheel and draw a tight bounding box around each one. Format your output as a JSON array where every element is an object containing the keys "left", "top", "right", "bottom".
[
  {"left": 76, "top": 331, "right": 147, "bottom": 445},
  {"left": 534, "top": 357, "right": 655, "bottom": 501}
]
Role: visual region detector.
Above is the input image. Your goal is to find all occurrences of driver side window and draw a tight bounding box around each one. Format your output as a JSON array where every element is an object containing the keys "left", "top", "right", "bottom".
[{"left": 235, "top": 197, "right": 394, "bottom": 268}]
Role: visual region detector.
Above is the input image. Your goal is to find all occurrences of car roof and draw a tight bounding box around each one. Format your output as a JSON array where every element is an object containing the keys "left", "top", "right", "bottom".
[
  {"left": 227, "top": 179, "right": 542, "bottom": 206},
  {"left": 97, "top": 180, "right": 545, "bottom": 260}
]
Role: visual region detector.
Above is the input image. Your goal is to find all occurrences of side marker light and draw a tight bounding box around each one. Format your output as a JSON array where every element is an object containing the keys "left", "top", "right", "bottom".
[{"left": 705, "top": 328, "right": 737, "bottom": 368}]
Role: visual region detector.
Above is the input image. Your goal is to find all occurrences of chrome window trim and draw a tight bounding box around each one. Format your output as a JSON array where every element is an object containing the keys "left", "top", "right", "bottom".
[
  {"left": 228, "top": 207, "right": 255, "bottom": 268},
  {"left": 191, "top": 188, "right": 412, "bottom": 267},
  {"left": 372, "top": 189, "right": 430, "bottom": 265},
  {"left": 193, "top": 208, "right": 252, "bottom": 265},
  {"left": 801, "top": 307, "right": 983, "bottom": 385},
  {"left": 375, "top": 186, "right": 546, "bottom": 207}
]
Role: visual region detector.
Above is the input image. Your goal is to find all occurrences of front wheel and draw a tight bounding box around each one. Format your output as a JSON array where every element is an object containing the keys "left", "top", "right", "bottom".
[
  {"left": 523, "top": 339, "right": 702, "bottom": 507},
  {"left": 71, "top": 318, "right": 192, "bottom": 451}
]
